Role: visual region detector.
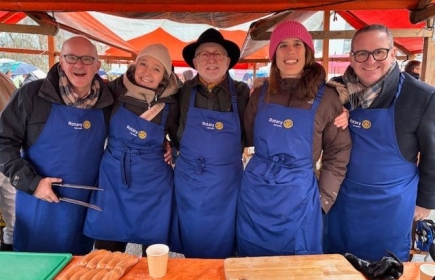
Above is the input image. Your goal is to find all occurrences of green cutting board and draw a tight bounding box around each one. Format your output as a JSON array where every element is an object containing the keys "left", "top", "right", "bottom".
[{"left": 0, "top": 252, "right": 72, "bottom": 280}]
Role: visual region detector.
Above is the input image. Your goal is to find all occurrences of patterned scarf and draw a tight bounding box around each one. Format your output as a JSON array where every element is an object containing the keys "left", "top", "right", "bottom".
[
  {"left": 199, "top": 75, "right": 225, "bottom": 92},
  {"left": 58, "top": 64, "right": 100, "bottom": 109},
  {"left": 343, "top": 63, "right": 395, "bottom": 110}
]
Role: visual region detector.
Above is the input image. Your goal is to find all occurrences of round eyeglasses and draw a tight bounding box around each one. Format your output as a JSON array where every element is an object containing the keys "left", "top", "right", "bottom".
[
  {"left": 351, "top": 48, "right": 391, "bottom": 63},
  {"left": 63, "top": 55, "right": 96, "bottom": 65},
  {"left": 195, "top": 52, "right": 227, "bottom": 62}
]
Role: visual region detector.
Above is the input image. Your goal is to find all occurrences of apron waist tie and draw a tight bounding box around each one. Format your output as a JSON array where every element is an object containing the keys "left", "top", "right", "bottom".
[
  {"left": 263, "top": 155, "right": 285, "bottom": 185},
  {"left": 180, "top": 154, "right": 241, "bottom": 175}
]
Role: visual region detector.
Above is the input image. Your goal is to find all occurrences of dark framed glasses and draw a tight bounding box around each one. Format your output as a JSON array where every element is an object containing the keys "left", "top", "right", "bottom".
[
  {"left": 351, "top": 48, "right": 391, "bottom": 63},
  {"left": 195, "top": 52, "right": 227, "bottom": 62},
  {"left": 63, "top": 55, "right": 96, "bottom": 65}
]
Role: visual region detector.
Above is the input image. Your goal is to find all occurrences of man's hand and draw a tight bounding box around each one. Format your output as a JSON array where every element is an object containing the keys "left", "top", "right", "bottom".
[
  {"left": 33, "top": 177, "right": 62, "bottom": 203},
  {"left": 164, "top": 141, "right": 173, "bottom": 165},
  {"left": 414, "top": 205, "right": 432, "bottom": 221},
  {"left": 334, "top": 106, "right": 349, "bottom": 130}
]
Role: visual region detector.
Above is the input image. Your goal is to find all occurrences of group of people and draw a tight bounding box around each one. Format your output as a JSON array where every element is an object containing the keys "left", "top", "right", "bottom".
[{"left": 0, "top": 20, "right": 434, "bottom": 265}]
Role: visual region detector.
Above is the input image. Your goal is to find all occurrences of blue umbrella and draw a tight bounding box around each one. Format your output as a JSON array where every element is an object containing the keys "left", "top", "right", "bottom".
[
  {"left": 10, "top": 62, "right": 39, "bottom": 75},
  {"left": 0, "top": 61, "right": 38, "bottom": 75}
]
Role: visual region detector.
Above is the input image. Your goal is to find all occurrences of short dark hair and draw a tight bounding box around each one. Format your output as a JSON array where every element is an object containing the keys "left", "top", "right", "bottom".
[
  {"left": 404, "top": 60, "right": 421, "bottom": 74},
  {"left": 351, "top": 24, "right": 394, "bottom": 51}
]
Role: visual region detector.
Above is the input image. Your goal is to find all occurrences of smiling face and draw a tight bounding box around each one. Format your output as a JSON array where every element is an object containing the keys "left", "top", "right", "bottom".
[
  {"left": 134, "top": 55, "right": 165, "bottom": 89},
  {"left": 275, "top": 38, "right": 306, "bottom": 79},
  {"left": 59, "top": 37, "right": 100, "bottom": 97},
  {"left": 193, "top": 42, "right": 230, "bottom": 83},
  {"left": 350, "top": 30, "right": 396, "bottom": 87}
]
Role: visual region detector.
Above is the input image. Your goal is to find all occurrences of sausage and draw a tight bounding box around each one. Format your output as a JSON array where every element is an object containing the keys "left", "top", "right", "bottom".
[
  {"left": 96, "top": 252, "right": 122, "bottom": 269},
  {"left": 70, "top": 267, "right": 91, "bottom": 280},
  {"left": 113, "top": 255, "right": 139, "bottom": 275},
  {"left": 58, "top": 266, "right": 84, "bottom": 280},
  {"left": 101, "top": 270, "right": 122, "bottom": 280},
  {"left": 79, "top": 250, "right": 109, "bottom": 266},
  {"left": 104, "top": 253, "right": 130, "bottom": 270},
  {"left": 90, "top": 269, "right": 108, "bottom": 280},
  {"left": 79, "top": 268, "right": 104, "bottom": 280},
  {"left": 86, "top": 251, "right": 112, "bottom": 269}
]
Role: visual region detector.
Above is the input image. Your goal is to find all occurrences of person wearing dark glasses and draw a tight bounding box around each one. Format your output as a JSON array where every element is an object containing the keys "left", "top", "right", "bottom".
[
  {"left": 325, "top": 24, "right": 435, "bottom": 262},
  {"left": 0, "top": 36, "right": 113, "bottom": 255}
]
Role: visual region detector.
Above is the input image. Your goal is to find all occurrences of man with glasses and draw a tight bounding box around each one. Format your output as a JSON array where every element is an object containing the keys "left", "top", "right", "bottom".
[
  {"left": 171, "top": 28, "right": 249, "bottom": 258},
  {"left": 324, "top": 24, "right": 435, "bottom": 262},
  {"left": 0, "top": 36, "right": 113, "bottom": 254}
]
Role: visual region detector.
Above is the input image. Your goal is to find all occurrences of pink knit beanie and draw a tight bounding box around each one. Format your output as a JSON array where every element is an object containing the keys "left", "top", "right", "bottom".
[
  {"left": 269, "top": 21, "right": 314, "bottom": 60},
  {"left": 135, "top": 44, "right": 172, "bottom": 75}
]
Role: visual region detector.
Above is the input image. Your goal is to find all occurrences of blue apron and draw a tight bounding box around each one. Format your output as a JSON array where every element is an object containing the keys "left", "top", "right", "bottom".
[
  {"left": 237, "top": 83, "right": 324, "bottom": 257},
  {"left": 84, "top": 103, "right": 173, "bottom": 245},
  {"left": 171, "top": 79, "right": 242, "bottom": 258},
  {"left": 324, "top": 75, "right": 417, "bottom": 261},
  {"left": 15, "top": 104, "right": 106, "bottom": 254}
]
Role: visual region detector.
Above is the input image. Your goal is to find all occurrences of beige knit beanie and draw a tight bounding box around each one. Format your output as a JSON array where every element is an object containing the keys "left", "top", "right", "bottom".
[{"left": 135, "top": 44, "right": 172, "bottom": 75}]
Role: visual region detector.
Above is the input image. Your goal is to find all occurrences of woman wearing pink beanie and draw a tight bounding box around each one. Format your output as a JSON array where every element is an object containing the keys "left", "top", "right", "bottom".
[
  {"left": 84, "top": 43, "right": 179, "bottom": 254},
  {"left": 236, "top": 20, "right": 351, "bottom": 256}
]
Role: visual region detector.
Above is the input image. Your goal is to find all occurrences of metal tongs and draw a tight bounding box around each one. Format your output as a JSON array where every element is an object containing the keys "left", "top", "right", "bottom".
[{"left": 51, "top": 183, "right": 103, "bottom": 211}]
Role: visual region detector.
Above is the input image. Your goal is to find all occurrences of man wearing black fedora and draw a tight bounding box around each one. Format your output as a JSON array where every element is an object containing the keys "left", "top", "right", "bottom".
[{"left": 171, "top": 28, "right": 249, "bottom": 258}]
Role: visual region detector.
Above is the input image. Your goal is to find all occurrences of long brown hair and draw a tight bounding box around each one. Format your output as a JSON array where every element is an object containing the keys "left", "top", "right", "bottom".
[{"left": 266, "top": 44, "right": 325, "bottom": 102}]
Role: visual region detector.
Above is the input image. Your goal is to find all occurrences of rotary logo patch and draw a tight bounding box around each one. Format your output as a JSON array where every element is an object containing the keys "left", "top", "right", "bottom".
[
  {"left": 138, "top": 131, "right": 147, "bottom": 139},
  {"left": 362, "top": 120, "right": 371, "bottom": 129},
  {"left": 283, "top": 119, "right": 293, "bottom": 129},
  {"left": 215, "top": 122, "right": 224, "bottom": 130},
  {"left": 83, "top": 120, "right": 91, "bottom": 129}
]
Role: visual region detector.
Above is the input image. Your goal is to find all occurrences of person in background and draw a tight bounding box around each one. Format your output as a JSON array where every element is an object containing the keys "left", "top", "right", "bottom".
[
  {"left": 83, "top": 44, "right": 179, "bottom": 255},
  {"left": 0, "top": 36, "right": 113, "bottom": 255},
  {"left": 324, "top": 24, "right": 435, "bottom": 262},
  {"left": 0, "top": 72, "right": 17, "bottom": 251},
  {"left": 236, "top": 20, "right": 351, "bottom": 257},
  {"left": 403, "top": 60, "right": 422, "bottom": 80},
  {"left": 182, "top": 69, "right": 194, "bottom": 82},
  {"left": 170, "top": 28, "right": 250, "bottom": 259},
  {"left": 5, "top": 70, "right": 13, "bottom": 80},
  {"left": 21, "top": 73, "right": 38, "bottom": 86}
]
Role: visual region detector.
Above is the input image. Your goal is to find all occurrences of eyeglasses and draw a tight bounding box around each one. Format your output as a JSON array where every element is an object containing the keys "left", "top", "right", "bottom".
[
  {"left": 62, "top": 55, "right": 96, "bottom": 65},
  {"left": 351, "top": 48, "right": 391, "bottom": 63},
  {"left": 195, "top": 52, "right": 227, "bottom": 62}
]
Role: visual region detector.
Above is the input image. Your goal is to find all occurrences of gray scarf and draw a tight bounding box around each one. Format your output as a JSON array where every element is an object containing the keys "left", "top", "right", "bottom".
[{"left": 343, "top": 63, "right": 395, "bottom": 110}]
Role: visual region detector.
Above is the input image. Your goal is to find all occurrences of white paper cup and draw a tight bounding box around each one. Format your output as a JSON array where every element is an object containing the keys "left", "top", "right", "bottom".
[
  {"left": 420, "top": 263, "right": 435, "bottom": 280},
  {"left": 146, "top": 244, "right": 169, "bottom": 278}
]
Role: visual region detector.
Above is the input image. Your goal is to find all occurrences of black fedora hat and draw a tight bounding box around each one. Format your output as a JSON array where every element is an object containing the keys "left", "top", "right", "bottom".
[{"left": 183, "top": 28, "right": 241, "bottom": 70}]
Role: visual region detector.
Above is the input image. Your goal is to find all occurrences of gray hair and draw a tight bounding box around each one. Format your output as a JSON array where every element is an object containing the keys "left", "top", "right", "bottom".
[{"left": 351, "top": 24, "right": 394, "bottom": 51}]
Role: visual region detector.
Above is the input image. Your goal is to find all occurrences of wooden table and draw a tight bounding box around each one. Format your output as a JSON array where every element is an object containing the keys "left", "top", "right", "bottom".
[{"left": 54, "top": 256, "right": 426, "bottom": 279}]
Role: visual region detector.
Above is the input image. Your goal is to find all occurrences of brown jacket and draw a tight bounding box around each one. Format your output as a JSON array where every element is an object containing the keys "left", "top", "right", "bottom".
[{"left": 245, "top": 78, "right": 351, "bottom": 213}]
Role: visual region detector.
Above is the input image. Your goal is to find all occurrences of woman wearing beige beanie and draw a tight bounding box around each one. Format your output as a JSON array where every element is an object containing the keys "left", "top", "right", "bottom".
[{"left": 84, "top": 43, "right": 179, "bottom": 255}]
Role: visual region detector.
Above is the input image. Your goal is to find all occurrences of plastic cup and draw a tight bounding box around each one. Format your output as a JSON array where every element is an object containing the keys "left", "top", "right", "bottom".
[
  {"left": 420, "top": 263, "right": 435, "bottom": 280},
  {"left": 146, "top": 244, "right": 169, "bottom": 278}
]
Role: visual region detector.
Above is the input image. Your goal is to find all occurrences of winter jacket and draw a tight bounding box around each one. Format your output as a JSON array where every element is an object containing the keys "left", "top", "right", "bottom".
[
  {"left": 330, "top": 63, "right": 435, "bottom": 209},
  {"left": 245, "top": 78, "right": 352, "bottom": 213},
  {"left": 0, "top": 63, "right": 113, "bottom": 194}
]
